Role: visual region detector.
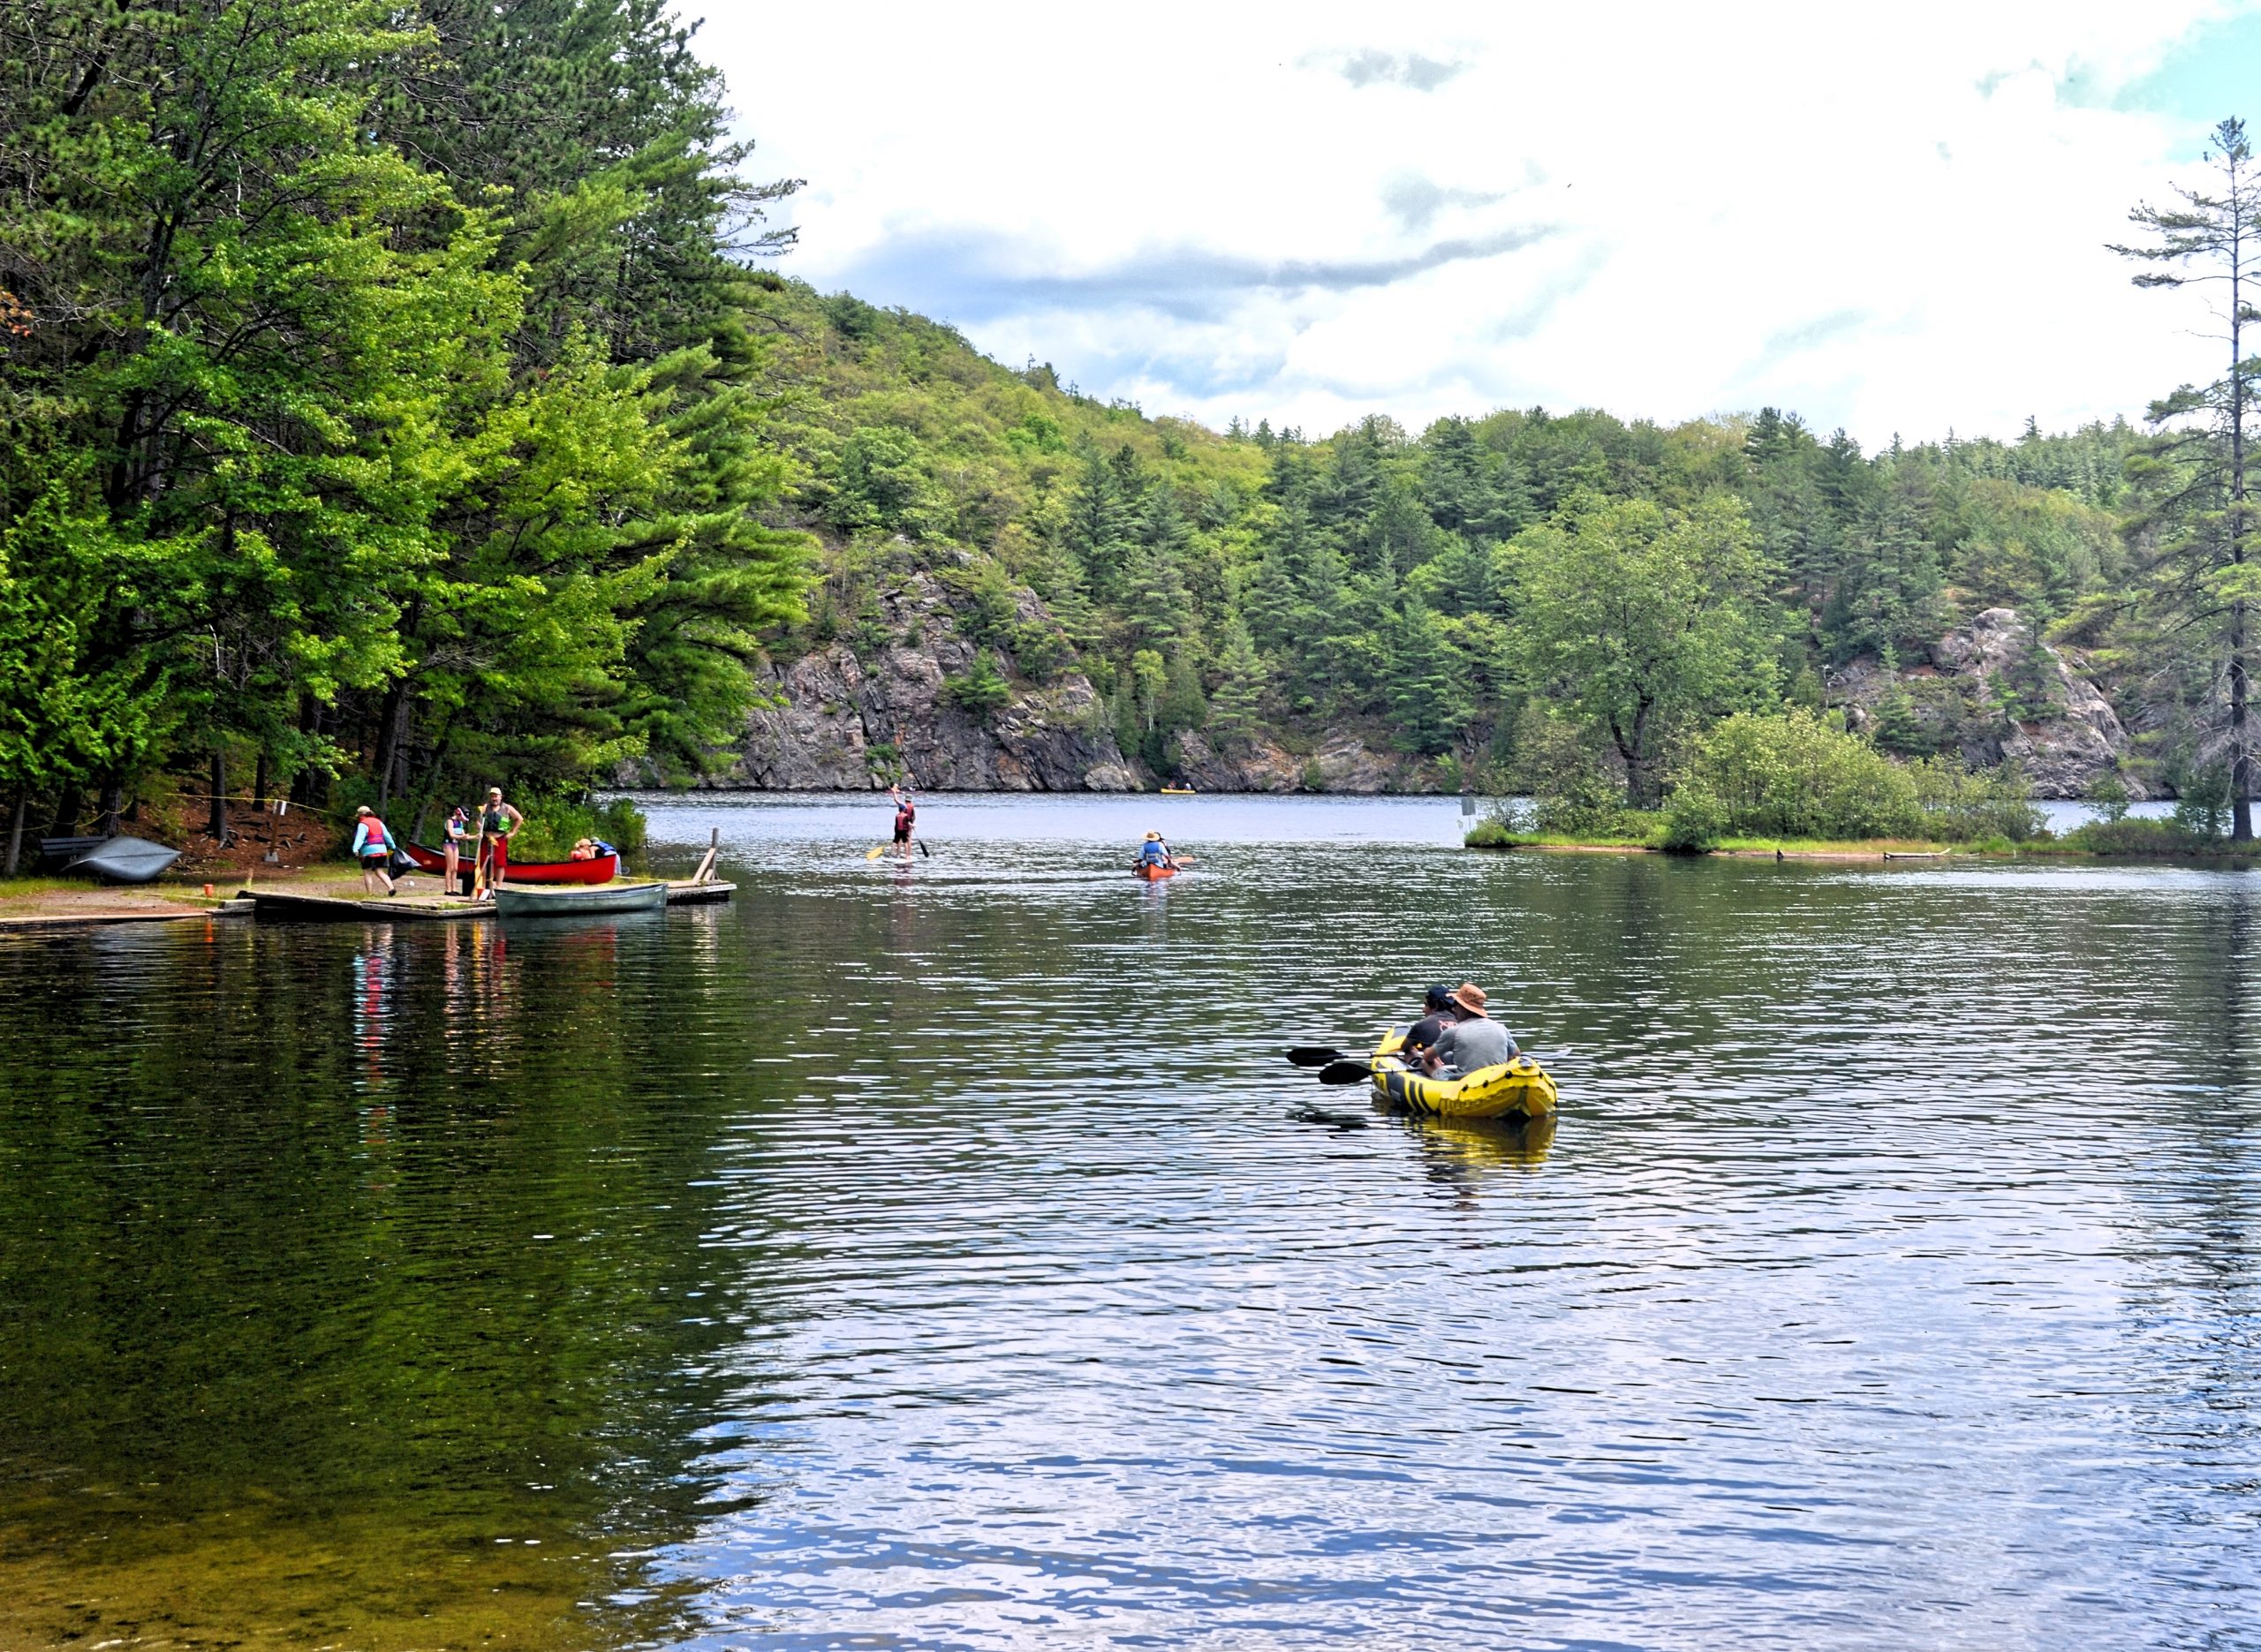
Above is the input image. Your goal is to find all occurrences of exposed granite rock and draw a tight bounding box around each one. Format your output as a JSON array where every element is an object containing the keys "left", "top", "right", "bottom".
[
  {"left": 1837, "top": 607, "right": 2151, "bottom": 798},
  {"left": 686, "top": 571, "right": 1138, "bottom": 792},
  {"left": 1171, "top": 730, "right": 1304, "bottom": 793}
]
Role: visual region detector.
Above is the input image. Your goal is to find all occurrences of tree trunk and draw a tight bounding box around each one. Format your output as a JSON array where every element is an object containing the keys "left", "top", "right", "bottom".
[
  {"left": 4, "top": 791, "right": 25, "bottom": 879},
  {"left": 253, "top": 750, "right": 268, "bottom": 811},
  {"left": 98, "top": 778, "right": 122, "bottom": 837},
  {"left": 208, "top": 750, "right": 226, "bottom": 841},
  {"left": 373, "top": 684, "right": 406, "bottom": 807},
  {"left": 2233, "top": 153, "right": 2252, "bottom": 841}
]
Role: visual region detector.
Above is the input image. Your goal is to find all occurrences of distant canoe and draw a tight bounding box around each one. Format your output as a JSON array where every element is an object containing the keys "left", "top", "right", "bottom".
[
  {"left": 65, "top": 836, "right": 181, "bottom": 885},
  {"left": 1159, "top": 787, "right": 1197, "bottom": 795},
  {"left": 400, "top": 841, "right": 616, "bottom": 885},
  {"left": 492, "top": 879, "right": 666, "bottom": 917}
]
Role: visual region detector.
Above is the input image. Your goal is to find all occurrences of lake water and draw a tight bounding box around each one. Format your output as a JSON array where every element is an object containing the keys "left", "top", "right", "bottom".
[{"left": 1, "top": 794, "right": 2256, "bottom": 1650}]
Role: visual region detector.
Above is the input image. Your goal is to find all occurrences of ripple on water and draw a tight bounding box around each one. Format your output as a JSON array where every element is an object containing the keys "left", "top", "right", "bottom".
[{"left": 0, "top": 799, "right": 2255, "bottom": 1649}]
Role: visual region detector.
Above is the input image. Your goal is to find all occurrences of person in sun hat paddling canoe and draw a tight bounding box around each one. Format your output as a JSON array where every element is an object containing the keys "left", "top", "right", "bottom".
[
  {"left": 1138, "top": 830, "right": 1174, "bottom": 870},
  {"left": 1422, "top": 982, "right": 1517, "bottom": 1079}
]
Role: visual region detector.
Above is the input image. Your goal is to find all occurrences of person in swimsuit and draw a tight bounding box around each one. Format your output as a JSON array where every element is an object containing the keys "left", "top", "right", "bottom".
[{"left": 478, "top": 787, "right": 525, "bottom": 895}]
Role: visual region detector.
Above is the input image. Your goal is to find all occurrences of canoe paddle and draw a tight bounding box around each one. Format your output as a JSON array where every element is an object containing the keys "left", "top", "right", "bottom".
[
  {"left": 1287, "top": 1045, "right": 1353, "bottom": 1067},
  {"left": 1318, "top": 1060, "right": 1380, "bottom": 1085}
]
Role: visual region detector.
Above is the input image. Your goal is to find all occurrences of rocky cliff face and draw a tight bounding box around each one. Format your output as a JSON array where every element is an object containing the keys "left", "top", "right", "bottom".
[
  {"left": 1838, "top": 607, "right": 2150, "bottom": 797},
  {"left": 677, "top": 570, "right": 1138, "bottom": 792}
]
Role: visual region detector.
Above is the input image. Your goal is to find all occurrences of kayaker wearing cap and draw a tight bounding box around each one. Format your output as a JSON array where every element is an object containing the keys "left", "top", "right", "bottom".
[
  {"left": 350, "top": 805, "right": 397, "bottom": 897},
  {"left": 1138, "top": 830, "right": 1173, "bottom": 869},
  {"left": 1423, "top": 982, "right": 1517, "bottom": 1079},
  {"left": 1401, "top": 984, "right": 1460, "bottom": 1066}
]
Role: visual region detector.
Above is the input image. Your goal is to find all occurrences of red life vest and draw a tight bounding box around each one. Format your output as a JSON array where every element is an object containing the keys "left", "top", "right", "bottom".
[{"left": 362, "top": 818, "right": 389, "bottom": 853}]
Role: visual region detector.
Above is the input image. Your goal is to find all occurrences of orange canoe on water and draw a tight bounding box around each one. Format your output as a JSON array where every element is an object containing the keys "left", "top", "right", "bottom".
[{"left": 1132, "top": 860, "right": 1179, "bottom": 881}]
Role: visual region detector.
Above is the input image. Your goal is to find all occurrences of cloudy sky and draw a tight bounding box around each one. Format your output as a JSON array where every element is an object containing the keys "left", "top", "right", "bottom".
[{"left": 701, "top": 1, "right": 2261, "bottom": 448}]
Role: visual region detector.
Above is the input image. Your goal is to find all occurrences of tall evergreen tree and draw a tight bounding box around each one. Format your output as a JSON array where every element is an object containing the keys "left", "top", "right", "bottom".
[{"left": 2114, "top": 116, "right": 2261, "bottom": 839}]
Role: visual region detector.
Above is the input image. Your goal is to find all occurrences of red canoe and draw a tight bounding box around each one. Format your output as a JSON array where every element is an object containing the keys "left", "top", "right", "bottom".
[
  {"left": 1131, "top": 860, "right": 1179, "bottom": 881},
  {"left": 401, "top": 841, "right": 618, "bottom": 885}
]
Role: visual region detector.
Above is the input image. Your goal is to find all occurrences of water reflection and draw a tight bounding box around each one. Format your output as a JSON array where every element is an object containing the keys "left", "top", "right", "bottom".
[{"left": 0, "top": 804, "right": 2255, "bottom": 1648}]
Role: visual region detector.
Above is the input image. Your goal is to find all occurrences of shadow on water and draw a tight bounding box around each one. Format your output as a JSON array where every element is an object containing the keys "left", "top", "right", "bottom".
[{"left": 0, "top": 798, "right": 2255, "bottom": 1648}]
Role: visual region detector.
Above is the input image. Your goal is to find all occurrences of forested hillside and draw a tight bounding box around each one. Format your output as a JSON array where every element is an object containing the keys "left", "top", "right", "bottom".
[
  {"left": 0, "top": 0, "right": 2242, "bottom": 864},
  {"left": 0, "top": 0, "right": 812, "bottom": 859},
  {"left": 730, "top": 278, "right": 2161, "bottom": 800}
]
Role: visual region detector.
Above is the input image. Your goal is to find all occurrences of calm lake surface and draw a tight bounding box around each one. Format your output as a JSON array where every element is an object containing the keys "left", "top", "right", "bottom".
[{"left": 2, "top": 794, "right": 2257, "bottom": 1650}]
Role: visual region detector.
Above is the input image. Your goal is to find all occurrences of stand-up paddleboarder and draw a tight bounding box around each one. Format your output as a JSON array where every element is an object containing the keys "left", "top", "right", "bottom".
[{"left": 890, "top": 787, "right": 917, "bottom": 861}]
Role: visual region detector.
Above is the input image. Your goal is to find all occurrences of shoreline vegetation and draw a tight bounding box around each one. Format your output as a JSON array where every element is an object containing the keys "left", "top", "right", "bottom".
[
  {"left": 4, "top": 11, "right": 2257, "bottom": 861},
  {"left": 1466, "top": 702, "right": 2261, "bottom": 859}
]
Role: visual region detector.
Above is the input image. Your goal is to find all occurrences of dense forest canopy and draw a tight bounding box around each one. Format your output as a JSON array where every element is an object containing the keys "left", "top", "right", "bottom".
[{"left": 0, "top": 0, "right": 2251, "bottom": 861}]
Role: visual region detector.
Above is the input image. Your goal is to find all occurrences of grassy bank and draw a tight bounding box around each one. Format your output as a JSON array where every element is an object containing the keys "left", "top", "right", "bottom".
[
  {"left": 1467, "top": 816, "right": 2261, "bottom": 860},
  {"left": 1464, "top": 819, "right": 1974, "bottom": 858}
]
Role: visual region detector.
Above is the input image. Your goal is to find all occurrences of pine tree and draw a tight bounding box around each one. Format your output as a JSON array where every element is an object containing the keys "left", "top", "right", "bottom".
[
  {"left": 2114, "top": 115, "right": 2261, "bottom": 839},
  {"left": 1206, "top": 614, "right": 1268, "bottom": 750}
]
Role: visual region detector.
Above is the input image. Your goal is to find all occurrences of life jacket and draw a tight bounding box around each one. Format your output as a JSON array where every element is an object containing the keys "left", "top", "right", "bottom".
[
  {"left": 896, "top": 802, "right": 915, "bottom": 829},
  {"left": 361, "top": 818, "right": 389, "bottom": 853}
]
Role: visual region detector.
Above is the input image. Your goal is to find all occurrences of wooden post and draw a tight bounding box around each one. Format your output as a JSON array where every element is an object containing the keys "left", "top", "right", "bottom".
[{"left": 692, "top": 826, "right": 720, "bottom": 885}]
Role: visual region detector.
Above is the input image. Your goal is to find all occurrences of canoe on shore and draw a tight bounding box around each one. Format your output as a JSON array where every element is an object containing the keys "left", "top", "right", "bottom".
[
  {"left": 1369, "top": 1028, "right": 1558, "bottom": 1120},
  {"left": 493, "top": 879, "right": 666, "bottom": 917},
  {"left": 400, "top": 841, "right": 616, "bottom": 885},
  {"left": 63, "top": 836, "right": 182, "bottom": 885}
]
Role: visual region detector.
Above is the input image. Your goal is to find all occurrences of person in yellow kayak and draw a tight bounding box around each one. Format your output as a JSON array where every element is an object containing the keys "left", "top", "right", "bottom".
[
  {"left": 1138, "top": 830, "right": 1174, "bottom": 870},
  {"left": 1422, "top": 982, "right": 1517, "bottom": 1078},
  {"left": 1401, "top": 984, "right": 1459, "bottom": 1066}
]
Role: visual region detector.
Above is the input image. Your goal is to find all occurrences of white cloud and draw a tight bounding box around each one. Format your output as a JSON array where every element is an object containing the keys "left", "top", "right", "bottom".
[{"left": 701, "top": 0, "right": 2250, "bottom": 445}]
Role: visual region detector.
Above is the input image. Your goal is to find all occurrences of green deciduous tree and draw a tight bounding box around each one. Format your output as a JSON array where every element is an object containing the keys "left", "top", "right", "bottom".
[{"left": 1509, "top": 494, "right": 1780, "bottom": 805}]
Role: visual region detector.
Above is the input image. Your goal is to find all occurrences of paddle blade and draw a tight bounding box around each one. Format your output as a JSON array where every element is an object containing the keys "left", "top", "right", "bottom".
[
  {"left": 919, "top": 839, "right": 932, "bottom": 858},
  {"left": 1317, "top": 1060, "right": 1376, "bottom": 1085},
  {"left": 866, "top": 845, "right": 887, "bottom": 861},
  {"left": 1286, "top": 1046, "right": 1345, "bottom": 1067}
]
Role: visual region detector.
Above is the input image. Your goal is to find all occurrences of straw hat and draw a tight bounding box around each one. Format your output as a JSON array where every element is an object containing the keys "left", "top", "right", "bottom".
[
  {"left": 1145, "top": 830, "right": 1161, "bottom": 841},
  {"left": 1449, "top": 981, "right": 1488, "bottom": 1016},
  {"left": 354, "top": 804, "right": 373, "bottom": 817}
]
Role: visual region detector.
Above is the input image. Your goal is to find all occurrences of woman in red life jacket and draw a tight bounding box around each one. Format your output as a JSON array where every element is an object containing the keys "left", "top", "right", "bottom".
[{"left": 351, "top": 805, "right": 397, "bottom": 897}]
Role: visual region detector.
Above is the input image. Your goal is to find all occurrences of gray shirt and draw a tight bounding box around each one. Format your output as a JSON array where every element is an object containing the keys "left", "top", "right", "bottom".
[{"left": 1429, "top": 1015, "right": 1517, "bottom": 1078}]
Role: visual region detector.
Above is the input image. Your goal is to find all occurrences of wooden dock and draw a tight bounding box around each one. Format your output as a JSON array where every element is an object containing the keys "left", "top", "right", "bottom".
[
  {"left": 247, "top": 889, "right": 489, "bottom": 922},
  {"left": 666, "top": 879, "right": 734, "bottom": 905}
]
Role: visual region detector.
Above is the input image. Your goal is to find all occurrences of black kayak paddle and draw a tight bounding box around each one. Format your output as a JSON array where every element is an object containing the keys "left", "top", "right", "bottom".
[
  {"left": 1318, "top": 1060, "right": 1380, "bottom": 1085},
  {"left": 1286, "top": 1045, "right": 1352, "bottom": 1067}
]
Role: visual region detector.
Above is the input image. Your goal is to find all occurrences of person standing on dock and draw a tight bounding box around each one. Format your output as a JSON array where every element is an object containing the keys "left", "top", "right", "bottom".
[
  {"left": 478, "top": 787, "right": 525, "bottom": 895},
  {"left": 890, "top": 787, "right": 917, "bottom": 861},
  {"left": 442, "top": 803, "right": 473, "bottom": 895},
  {"left": 351, "top": 806, "right": 398, "bottom": 897}
]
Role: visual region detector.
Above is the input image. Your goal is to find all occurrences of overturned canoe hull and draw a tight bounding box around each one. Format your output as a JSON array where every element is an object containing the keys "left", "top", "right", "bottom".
[{"left": 66, "top": 836, "right": 182, "bottom": 885}]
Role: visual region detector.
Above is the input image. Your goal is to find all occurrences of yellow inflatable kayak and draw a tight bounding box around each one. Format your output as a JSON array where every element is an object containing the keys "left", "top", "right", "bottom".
[{"left": 1369, "top": 1028, "right": 1559, "bottom": 1120}]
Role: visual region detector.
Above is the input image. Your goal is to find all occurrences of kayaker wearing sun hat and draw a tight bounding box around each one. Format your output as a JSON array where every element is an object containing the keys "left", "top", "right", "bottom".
[
  {"left": 1423, "top": 982, "right": 1517, "bottom": 1078},
  {"left": 1138, "top": 830, "right": 1172, "bottom": 867}
]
